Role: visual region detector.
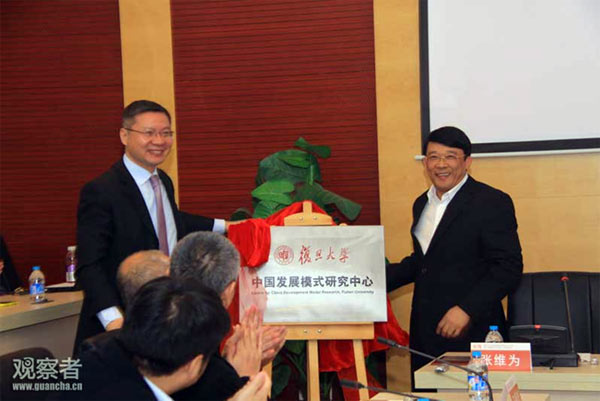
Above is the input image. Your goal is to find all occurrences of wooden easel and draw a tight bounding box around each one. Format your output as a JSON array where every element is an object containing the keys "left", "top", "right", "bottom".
[{"left": 275, "top": 201, "right": 373, "bottom": 400}]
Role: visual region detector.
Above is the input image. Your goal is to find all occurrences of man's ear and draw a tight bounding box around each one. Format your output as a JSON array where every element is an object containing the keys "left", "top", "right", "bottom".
[
  {"left": 183, "top": 354, "right": 205, "bottom": 383},
  {"left": 221, "top": 280, "right": 237, "bottom": 308},
  {"left": 119, "top": 128, "right": 129, "bottom": 146},
  {"left": 465, "top": 155, "right": 473, "bottom": 169}
]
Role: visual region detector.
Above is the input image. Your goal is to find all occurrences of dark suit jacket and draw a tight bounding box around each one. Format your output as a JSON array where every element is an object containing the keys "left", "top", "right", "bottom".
[
  {"left": 74, "top": 159, "right": 215, "bottom": 351},
  {"left": 79, "top": 330, "right": 248, "bottom": 401},
  {"left": 386, "top": 176, "right": 523, "bottom": 370},
  {"left": 60, "top": 336, "right": 156, "bottom": 400},
  {"left": 0, "top": 235, "right": 22, "bottom": 293},
  {"left": 173, "top": 354, "right": 248, "bottom": 401}
]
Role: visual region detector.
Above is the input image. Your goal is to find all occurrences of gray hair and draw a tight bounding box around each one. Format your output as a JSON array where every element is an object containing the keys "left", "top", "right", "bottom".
[
  {"left": 170, "top": 232, "right": 240, "bottom": 295},
  {"left": 117, "top": 250, "right": 170, "bottom": 306}
]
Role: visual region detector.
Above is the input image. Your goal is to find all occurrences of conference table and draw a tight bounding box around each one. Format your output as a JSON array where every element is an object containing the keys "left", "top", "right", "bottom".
[
  {"left": 414, "top": 352, "right": 600, "bottom": 401},
  {"left": 0, "top": 291, "right": 83, "bottom": 360},
  {"left": 371, "top": 392, "right": 549, "bottom": 401}
]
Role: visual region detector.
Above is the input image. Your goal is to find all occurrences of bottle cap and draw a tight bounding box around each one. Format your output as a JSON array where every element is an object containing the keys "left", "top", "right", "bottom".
[
  {"left": 472, "top": 351, "right": 482, "bottom": 358},
  {"left": 489, "top": 325, "right": 499, "bottom": 330},
  {"left": 32, "top": 266, "right": 41, "bottom": 271},
  {"left": 67, "top": 245, "right": 77, "bottom": 252}
]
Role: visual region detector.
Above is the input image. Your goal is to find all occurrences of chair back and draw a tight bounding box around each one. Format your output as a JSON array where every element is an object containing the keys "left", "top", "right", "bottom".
[
  {"left": 0, "top": 347, "right": 55, "bottom": 400},
  {"left": 507, "top": 271, "right": 600, "bottom": 353}
]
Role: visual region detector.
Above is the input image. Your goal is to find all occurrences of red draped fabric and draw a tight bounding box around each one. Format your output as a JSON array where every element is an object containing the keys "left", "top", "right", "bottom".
[{"left": 227, "top": 201, "right": 409, "bottom": 400}]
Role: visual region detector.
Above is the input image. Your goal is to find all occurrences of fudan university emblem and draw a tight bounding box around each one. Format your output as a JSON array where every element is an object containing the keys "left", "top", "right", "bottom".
[{"left": 274, "top": 245, "right": 294, "bottom": 265}]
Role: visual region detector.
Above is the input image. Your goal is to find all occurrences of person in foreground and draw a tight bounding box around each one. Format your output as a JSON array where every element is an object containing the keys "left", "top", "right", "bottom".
[
  {"left": 62, "top": 277, "right": 220, "bottom": 399},
  {"left": 169, "top": 232, "right": 286, "bottom": 401},
  {"left": 116, "top": 249, "right": 171, "bottom": 306},
  {"left": 94, "top": 238, "right": 283, "bottom": 400},
  {"left": 64, "top": 276, "right": 271, "bottom": 401},
  {"left": 74, "top": 100, "right": 231, "bottom": 351},
  {"left": 74, "top": 250, "right": 172, "bottom": 356},
  {"left": 386, "top": 126, "right": 523, "bottom": 375}
]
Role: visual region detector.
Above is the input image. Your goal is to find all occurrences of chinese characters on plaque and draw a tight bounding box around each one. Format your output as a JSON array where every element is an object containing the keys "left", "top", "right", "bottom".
[{"left": 239, "top": 226, "right": 387, "bottom": 323}]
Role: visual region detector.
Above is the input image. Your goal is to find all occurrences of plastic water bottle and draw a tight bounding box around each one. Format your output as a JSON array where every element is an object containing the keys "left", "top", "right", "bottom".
[
  {"left": 29, "top": 266, "right": 46, "bottom": 303},
  {"left": 65, "top": 245, "right": 77, "bottom": 283},
  {"left": 485, "top": 325, "right": 504, "bottom": 343},
  {"left": 467, "top": 351, "right": 489, "bottom": 401}
]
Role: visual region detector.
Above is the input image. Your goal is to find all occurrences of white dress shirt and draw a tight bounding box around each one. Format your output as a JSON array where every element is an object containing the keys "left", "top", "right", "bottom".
[
  {"left": 143, "top": 376, "right": 174, "bottom": 401},
  {"left": 96, "top": 154, "right": 225, "bottom": 328},
  {"left": 414, "top": 173, "right": 469, "bottom": 254},
  {"left": 123, "top": 154, "right": 179, "bottom": 254}
]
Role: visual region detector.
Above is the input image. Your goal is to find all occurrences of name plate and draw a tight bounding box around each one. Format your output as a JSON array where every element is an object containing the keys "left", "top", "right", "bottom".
[
  {"left": 501, "top": 375, "right": 523, "bottom": 401},
  {"left": 471, "top": 343, "right": 532, "bottom": 371}
]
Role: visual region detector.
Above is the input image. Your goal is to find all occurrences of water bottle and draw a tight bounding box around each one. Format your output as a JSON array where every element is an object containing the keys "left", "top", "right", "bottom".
[
  {"left": 467, "top": 351, "right": 490, "bottom": 401},
  {"left": 29, "top": 266, "right": 46, "bottom": 303},
  {"left": 65, "top": 245, "right": 77, "bottom": 283},
  {"left": 485, "top": 325, "right": 504, "bottom": 343}
]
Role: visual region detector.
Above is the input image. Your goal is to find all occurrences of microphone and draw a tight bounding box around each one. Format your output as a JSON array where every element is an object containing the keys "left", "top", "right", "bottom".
[
  {"left": 339, "top": 379, "right": 443, "bottom": 401},
  {"left": 560, "top": 275, "right": 576, "bottom": 355},
  {"left": 378, "top": 337, "right": 494, "bottom": 401}
]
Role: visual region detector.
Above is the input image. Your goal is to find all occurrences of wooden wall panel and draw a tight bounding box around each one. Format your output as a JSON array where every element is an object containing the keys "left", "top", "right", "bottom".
[
  {"left": 1, "top": 1, "right": 123, "bottom": 284},
  {"left": 119, "top": 0, "right": 180, "bottom": 193},
  {"left": 171, "top": 0, "right": 380, "bottom": 224}
]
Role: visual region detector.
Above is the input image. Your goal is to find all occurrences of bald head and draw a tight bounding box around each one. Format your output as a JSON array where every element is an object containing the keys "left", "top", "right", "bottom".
[{"left": 117, "top": 250, "right": 170, "bottom": 306}]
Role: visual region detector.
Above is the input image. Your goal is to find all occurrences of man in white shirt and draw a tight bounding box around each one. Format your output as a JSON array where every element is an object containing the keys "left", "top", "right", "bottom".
[
  {"left": 386, "top": 126, "right": 523, "bottom": 378},
  {"left": 74, "top": 100, "right": 230, "bottom": 352}
]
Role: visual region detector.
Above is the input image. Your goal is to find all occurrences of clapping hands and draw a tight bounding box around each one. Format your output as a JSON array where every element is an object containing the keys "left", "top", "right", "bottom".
[{"left": 222, "top": 305, "right": 287, "bottom": 377}]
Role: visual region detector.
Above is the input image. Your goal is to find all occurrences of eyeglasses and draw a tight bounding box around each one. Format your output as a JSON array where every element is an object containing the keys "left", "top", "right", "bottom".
[
  {"left": 123, "top": 127, "right": 174, "bottom": 139},
  {"left": 425, "top": 153, "right": 465, "bottom": 164}
]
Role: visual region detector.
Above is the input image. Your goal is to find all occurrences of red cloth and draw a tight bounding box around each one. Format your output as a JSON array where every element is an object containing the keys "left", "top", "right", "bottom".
[{"left": 227, "top": 201, "right": 409, "bottom": 400}]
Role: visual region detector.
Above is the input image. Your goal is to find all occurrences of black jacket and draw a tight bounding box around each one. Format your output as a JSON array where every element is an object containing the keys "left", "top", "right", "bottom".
[
  {"left": 74, "top": 159, "right": 214, "bottom": 352},
  {"left": 173, "top": 354, "right": 248, "bottom": 401},
  {"left": 0, "top": 235, "right": 22, "bottom": 293},
  {"left": 386, "top": 176, "right": 523, "bottom": 369},
  {"left": 79, "top": 330, "right": 248, "bottom": 401},
  {"left": 61, "top": 336, "right": 156, "bottom": 400}
]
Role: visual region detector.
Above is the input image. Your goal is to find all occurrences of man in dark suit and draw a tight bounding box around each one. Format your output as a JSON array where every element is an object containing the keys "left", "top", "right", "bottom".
[
  {"left": 386, "top": 126, "right": 523, "bottom": 375},
  {"left": 170, "top": 232, "right": 286, "bottom": 401},
  {"left": 74, "top": 100, "right": 228, "bottom": 351},
  {"left": 63, "top": 276, "right": 230, "bottom": 400},
  {"left": 79, "top": 246, "right": 282, "bottom": 401}
]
